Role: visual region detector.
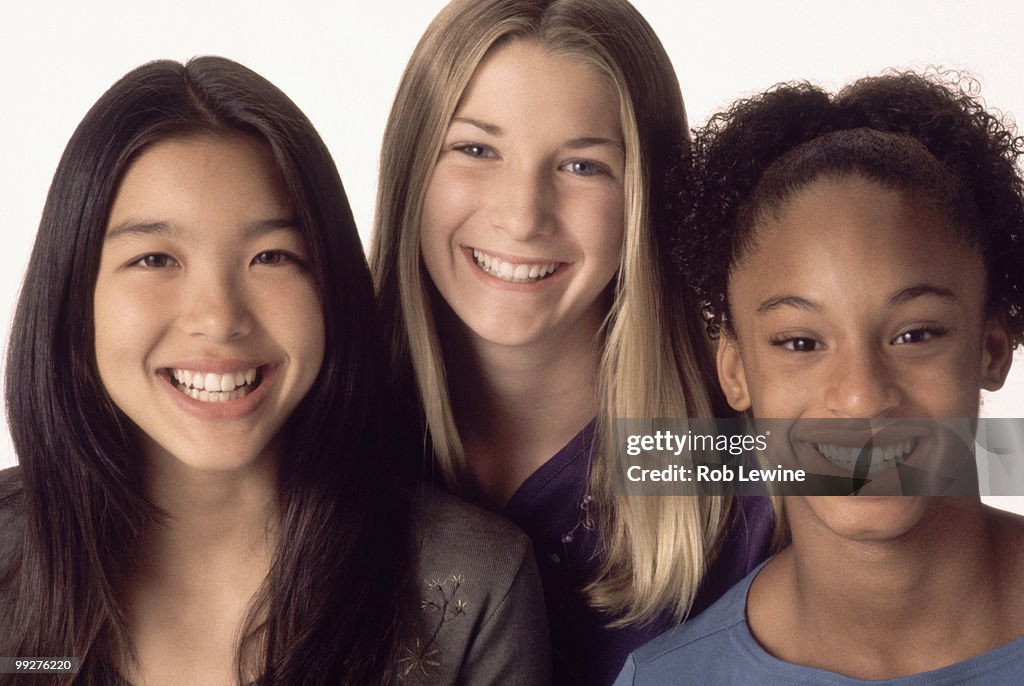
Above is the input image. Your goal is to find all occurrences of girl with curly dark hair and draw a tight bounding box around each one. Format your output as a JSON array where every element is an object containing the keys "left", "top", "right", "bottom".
[{"left": 615, "top": 71, "right": 1024, "bottom": 684}]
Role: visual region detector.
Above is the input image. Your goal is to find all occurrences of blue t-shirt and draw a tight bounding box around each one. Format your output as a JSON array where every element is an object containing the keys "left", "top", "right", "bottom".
[{"left": 614, "top": 561, "right": 1024, "bottom": 685}]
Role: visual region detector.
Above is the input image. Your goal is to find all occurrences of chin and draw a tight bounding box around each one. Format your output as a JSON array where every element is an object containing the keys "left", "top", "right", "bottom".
[
  {"left": 799, "top": 495, "right": 932, "bottom": 543},
  {"left": 463, "top": 314, "right": 554, "bottom": 349},
  {"left": 145, "top": 435, "right": 276, "bottom": 476}
]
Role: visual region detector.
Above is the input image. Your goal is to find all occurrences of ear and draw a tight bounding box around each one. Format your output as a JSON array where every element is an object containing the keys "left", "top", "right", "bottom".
[
  {"left": 717, "top": 333, "right": 752, "bottom": 411},
  {"left": 980, "top": 313, "right": 1014, "bottom": 392}
]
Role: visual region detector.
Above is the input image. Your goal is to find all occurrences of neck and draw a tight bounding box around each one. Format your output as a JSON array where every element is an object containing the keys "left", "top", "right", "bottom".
[
  {"left": 444, "top": 307, "right": 603, "bottom": 510},
  {"left": 789, "top": 498, "right": 991, "bottom": 626},
  {"left": 750, "top": 498, "right": 1024, "bottom": 679},
  {"left": 122, "top": 445, "right": 278, "bottom": 685},
  {"left": 139, "top": 448, "right": 278, "bottom": 587}
]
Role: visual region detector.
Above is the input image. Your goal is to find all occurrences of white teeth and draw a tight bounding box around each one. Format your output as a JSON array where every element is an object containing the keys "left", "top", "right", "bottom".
[
  {"left": 814, "top": 439, "right": 916, "bottom": 474},
  {"left": 169, "top": 366, "right": 261, "bottom": 403},
  {"left": 471, "top": 249, "right": 560, "bottom": 283}
]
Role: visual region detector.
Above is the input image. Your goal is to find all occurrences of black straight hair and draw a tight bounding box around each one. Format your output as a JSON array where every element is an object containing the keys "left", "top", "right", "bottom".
[{"left": 1, "top": 56, "right": 413, "bottom": 685}]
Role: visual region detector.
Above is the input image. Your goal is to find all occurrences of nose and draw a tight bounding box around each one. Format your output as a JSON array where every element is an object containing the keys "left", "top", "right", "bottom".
[
  {"left": 824, "top": 345, "right": 900, "bottom": 418},
  {"left": 179, "top": 270, "right": 253, "bottom": 342},
  {"left": 489, "top": 165, "right": 556, "bottom": 240}
]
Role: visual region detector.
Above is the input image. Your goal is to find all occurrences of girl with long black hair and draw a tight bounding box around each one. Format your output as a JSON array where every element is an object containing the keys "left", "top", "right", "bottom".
[{"left": 0, "top": 56, "right": 548, "bottom": 685}]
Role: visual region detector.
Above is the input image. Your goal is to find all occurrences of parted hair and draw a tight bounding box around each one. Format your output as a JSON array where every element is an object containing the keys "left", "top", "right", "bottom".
[
  {"left": 371, "top": 0, "right": 734, "bottom": 625},
  {"left": 1, "top": 56, "right": 413, "bottom": 685}
]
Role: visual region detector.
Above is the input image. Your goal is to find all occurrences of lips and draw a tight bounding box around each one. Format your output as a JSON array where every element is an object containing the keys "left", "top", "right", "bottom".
[
  {"left": 790, "top": 419, "right": 934, "bottom": 478},
  {"left": 470, "top": 247, "right": 561, "bottom": 283},
  {"left": 168, "top": 366, "right": 262, "bottom": 402},
  {"left": 812, "top": 438, "right": 917, "bottom": 475}
]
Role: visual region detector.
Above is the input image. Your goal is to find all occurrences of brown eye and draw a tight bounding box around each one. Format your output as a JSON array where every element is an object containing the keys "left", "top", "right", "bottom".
[
  {"left": 133, "top": 253, "right": 177, "bottom": 268},
  {"left": 788, "top": 338, "right": 819, "bottom": 352},
  {"left": 892, "top": 328, "right": 945, "bottom": 345},
  {"left": 770, "top": 336, "right": 822, "bottom": 352},
  {"left": 253, "top": 251, "right": 290, "bottom": 266}
]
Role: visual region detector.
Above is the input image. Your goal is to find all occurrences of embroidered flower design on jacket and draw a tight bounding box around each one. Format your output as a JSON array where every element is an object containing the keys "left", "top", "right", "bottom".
[{"left": 398, "top": 574, "right": 468, "bottom": 681}]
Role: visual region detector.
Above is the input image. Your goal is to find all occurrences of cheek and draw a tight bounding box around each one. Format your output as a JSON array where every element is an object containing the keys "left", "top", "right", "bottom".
[
  {"left": 265, "top": 281, "right": 325, "bottom": 380},
  {"left": 902, "top": 343, "right": 983, "bottom": 414},
  {"left": 93, "top": 274, "right": 165, "bottom": 371},
  {"left": 419, "top": 173, "right": 467, "bottom": 283},
  {"left": 572, "top": 189, "right": 624, "bottom": 276},
  {"left": 420, "top": 164, "right": 485, "bottom": 236}
]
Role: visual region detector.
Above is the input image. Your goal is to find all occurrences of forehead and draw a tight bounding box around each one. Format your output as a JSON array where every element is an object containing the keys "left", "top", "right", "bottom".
[
  {"left": 455, "top": 39, "right": 621, "bottom": 137},
  {"left": 107, "top": 133, "right": 292, "bottom": 232},
  {"left": 728, "top": 175, "right": 986, "bottom": 318}
]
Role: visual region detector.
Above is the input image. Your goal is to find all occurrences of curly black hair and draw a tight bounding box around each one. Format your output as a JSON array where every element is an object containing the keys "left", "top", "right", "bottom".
[{"left": 671, "top": 71, "right": 1024, "bottom": 347}]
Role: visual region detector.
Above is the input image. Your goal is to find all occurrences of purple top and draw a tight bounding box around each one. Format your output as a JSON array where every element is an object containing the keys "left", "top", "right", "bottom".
[{"left": 503, "top": 420, "right": 775, "bottom": 686}]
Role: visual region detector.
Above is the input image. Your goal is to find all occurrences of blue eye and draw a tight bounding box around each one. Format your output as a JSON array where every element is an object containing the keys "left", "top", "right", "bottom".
[
  {"left": 453, "top": 144, "right": 496, "bottom": 159},
  {"left": 562, "top": 159, "right": 609, "bottom": 177}
]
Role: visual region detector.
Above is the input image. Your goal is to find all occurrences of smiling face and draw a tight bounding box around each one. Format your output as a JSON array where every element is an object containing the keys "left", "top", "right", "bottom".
[
  {"left": 94, "top": 133, "right": 325, "bottom": 473},
  {"left": 717, "top": 174, "right": 1013, "bottom": 538},
  {"left": 419, "top": 39, "right": 625, "bottom": 350}
]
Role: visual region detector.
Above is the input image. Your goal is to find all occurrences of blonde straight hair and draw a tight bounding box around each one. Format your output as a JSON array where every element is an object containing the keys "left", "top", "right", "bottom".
[{"left": 371, "top": 0, "right": 733, "bottom": 625}]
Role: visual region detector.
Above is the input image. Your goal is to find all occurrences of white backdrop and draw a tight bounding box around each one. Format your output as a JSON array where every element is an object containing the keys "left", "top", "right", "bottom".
[{"left": 1, "top": 1, "right": 1021, "bottom": 511}]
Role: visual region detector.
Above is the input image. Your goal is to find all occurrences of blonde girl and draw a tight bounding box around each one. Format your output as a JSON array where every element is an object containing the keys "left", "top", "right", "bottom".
[{"left": 372, "top": 0, "right": 774, "bottom": 682}]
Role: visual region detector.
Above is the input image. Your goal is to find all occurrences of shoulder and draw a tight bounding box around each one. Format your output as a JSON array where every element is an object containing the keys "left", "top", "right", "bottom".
[
  {"left": 403, "top": 489, "right": 550, "bottom": 685},
  {"left": 0, "top": 466, "right": 25, "bottom": 555},
  {"left": 412, "top": 488, "right": 533, "bottom": 576},
  {"left": 409, "top": 490, "right": 538, "bottom": 628},
  {"left": 0, "top": 467, "right": 25, "bottom": 638},
  {"left": 624, "top": 565, "right": 757, "bottom": 685},
  {"left": 0, "top": 465, "right": 23, "bottom": 499}
]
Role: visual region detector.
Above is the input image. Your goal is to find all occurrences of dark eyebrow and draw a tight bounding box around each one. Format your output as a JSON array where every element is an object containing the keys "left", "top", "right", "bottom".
[
  {"left": 104, "top": 221, "right": 178, "bottom": 241},
  {"left": 756, "top": 295, "right": 822, "bottom": 315},
  {"left": 105, "top": 218, "right": 299, "bottom": 242},
  {"left": 756, "top": 285, "right": 959, "bottom": 315},
  {"left": 888, "top": 283, "right": 958, "bottom": 306},
  {"left": 241, "top": 218, "right": 301, "bottom": 240},
  {"left": 451, "top": 117, "right": 503, "bottom": 136}
]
